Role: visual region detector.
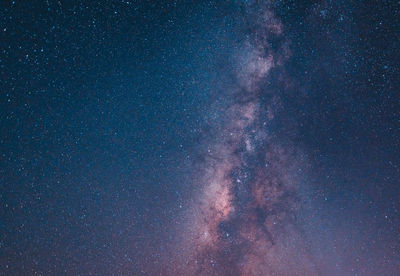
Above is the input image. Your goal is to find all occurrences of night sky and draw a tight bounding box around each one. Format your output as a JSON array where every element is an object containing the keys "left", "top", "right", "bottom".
[{"left": 1, "top": 1, "right": 400, "bottom": 275}]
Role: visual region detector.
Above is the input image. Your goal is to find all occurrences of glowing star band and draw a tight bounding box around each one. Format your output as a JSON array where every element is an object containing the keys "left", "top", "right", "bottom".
[{"left": 175, "top": 2, "right": 316, "bottom": 276}]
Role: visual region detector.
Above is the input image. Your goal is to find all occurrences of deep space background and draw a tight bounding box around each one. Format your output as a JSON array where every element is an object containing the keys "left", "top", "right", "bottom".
[{"left": 1, "top": 0, "right": 400, "bottom": 275}]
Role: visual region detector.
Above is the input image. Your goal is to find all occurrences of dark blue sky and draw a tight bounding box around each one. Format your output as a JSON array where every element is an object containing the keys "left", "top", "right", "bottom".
[{"left": 1, "top": 1, "right": 400, "bottom": 275}]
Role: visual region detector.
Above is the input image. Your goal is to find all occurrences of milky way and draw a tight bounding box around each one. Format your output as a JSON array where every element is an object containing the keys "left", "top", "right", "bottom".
[
  {"left": 173, "top": 2, "right": 317, "bottom": 275},
  {"left": 3, "top": 1, "right": 400, "bottom": 275}
]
